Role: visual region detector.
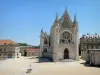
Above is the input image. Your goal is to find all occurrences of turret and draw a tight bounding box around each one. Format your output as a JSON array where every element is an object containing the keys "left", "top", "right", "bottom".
[
  {"left": 73, "top": 14, "right": 78, "bottom": 31},
  {"left": 52, "top": 13, "right": 59, "bottom": 27},
  {"left": 41, "top": 28, "right": 43, "bottom": 33},
  {"left": 40, "top": 28, "right": 44, "bottom": 57},
  {"left": 40, "top": 28, "right": 44, "bottom": 37},
  {"left": 73, "top": 14, "right": 77, "bottom": 26},
  {"left": 55, "top": 13, "right": 58, "bottom": 22},
  {"left": 50, "top": 13, "right": 60, "bottom": 35},
  {"left": 73, "top": 14, "right": 77, "bottom": 23}
]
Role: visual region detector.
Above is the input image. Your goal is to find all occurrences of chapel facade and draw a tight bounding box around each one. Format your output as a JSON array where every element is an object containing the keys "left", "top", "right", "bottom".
[{"left": 40, "top": 9, "right": 79, "bottom": 62}]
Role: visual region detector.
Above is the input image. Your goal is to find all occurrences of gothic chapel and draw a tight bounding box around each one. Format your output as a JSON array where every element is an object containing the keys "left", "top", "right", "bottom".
[{"left": 40, "top": 9, "right": 79, "bottom": 62}]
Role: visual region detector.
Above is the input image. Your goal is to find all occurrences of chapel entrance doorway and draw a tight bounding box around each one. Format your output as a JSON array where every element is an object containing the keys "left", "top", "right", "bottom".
[{"left": 64, "top": 48, "right": 69, "bottom": 59}]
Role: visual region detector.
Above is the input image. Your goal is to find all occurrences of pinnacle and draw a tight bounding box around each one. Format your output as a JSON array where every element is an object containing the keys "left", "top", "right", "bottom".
[
  {"left": 65, "top": 8, "right": 68, "bottom": 15},
  {"left": 56, "top": 13, "right": 58, "bottom": 20},
  {"left": 74, "top": 14, "right": 77, "bottom": 23}
]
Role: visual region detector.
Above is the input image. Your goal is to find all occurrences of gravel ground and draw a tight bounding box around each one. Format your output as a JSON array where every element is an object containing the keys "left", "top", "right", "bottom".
[{"left": 0, "top": 56, "right": 100, "bottom": 75}]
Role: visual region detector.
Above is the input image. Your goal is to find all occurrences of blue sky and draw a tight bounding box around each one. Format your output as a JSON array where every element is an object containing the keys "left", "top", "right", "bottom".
[{"left": 0, "top": 0, "right": 100, "bottom": 45}]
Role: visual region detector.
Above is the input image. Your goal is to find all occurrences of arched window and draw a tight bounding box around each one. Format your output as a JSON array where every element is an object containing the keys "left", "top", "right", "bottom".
[
  {"left": 43, "top": 48, "right": 47, "bottom": 52},
  {"left": 91, "top": 45, "right": 93, "bottom": 49},
  {"left": 44, "top": 38, "right": 48, "bottom": 44},
  {"left": 96, "top": 45, "right": 98, "bottom": 49},
  {"left": 87, "top": 45, "right": 88, "bottom": 49}
]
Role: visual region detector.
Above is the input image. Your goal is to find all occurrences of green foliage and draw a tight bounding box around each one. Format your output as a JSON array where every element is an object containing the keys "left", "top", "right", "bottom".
[
  {"left": 32, "top": 45, "right": 40, "bottom": 48},
  {"left": 18, "top": 43, "right": 28, "bottom": 46}
]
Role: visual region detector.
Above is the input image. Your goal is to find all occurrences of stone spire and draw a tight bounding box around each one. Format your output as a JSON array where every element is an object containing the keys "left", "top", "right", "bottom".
[
  {"left": 73, "top": 14, "right": 77, "bottom": 23},
  {"left": 56, "top": 13, "right": 60, "bottom": 28},
  {"left": 40, "top": 28, "right": 44, "bottom": 37},
  {"left": 50, "top": 13, "right": 59, "bottom": 32},
  {"left": 52, "top": 13, "right": 59, "bottom": 26},
  {"left": 63, "top": 8, "right": 70, "bottom": 19},
  {"left": 60, "top": 8, "right": 72, "bottom": 24},
  {"left": 56, "top": 13, "right": 58, "bottom": 20},
  {"left": 55, "top": 13, "right": 59, "bottom": 23},
  {"left": 73, "top": 14, "right": 78, "bottom": 27},
  {"left": 41, "top": 28, "right": 43, "bottom": 32},
  {"left": 65, "top": 8, "right": 69, "bottom": 15}
]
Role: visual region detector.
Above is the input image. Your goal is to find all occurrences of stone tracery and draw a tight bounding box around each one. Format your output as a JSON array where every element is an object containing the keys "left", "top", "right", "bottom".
[{"left": 60, "top": 31, "right": 72, "bottom": 44}]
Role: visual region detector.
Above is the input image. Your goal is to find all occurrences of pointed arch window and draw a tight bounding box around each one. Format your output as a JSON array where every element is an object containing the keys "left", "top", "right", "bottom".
[
  {"left": 44, "top": 38, "right": 48, "bottom": 44},
  {"left": 91, "top": 45, "right": 93, "bottom": 49},
  {"left": 43, "top": 48, "right": 47, "bottom": 52}
]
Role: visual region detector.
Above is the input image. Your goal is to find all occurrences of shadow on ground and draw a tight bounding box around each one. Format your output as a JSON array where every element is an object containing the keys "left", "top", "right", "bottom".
[
  {"left": 59, "top": 59, "right": 77, "bottom": 62},
  {"left": 25, "top": 56, "right": 38, "bottom": 59},
  {"left": 35, "top": 57, "right": 53, "bottom": 63},
  {"left": 0, "top": 58, "right": 7, "bottom": 61},
  {"left": 80, "top": 62, "right": 100, "bottom": 68},
  {"left": 34, "top": 58, "right": 77, "bottom": 63}
]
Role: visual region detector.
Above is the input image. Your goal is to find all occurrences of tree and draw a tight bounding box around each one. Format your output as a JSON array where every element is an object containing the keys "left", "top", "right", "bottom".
[
  {"left": 18, "top": 43, "right": 28, "bottom": 46},
  {"left": 32, "top": 45, "right": 40, "bottom": 48}
]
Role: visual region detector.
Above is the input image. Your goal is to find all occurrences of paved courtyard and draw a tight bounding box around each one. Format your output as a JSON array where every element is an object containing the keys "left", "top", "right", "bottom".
[{"left": 0, "top": 56, "right": 100, "bottom": 75}]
